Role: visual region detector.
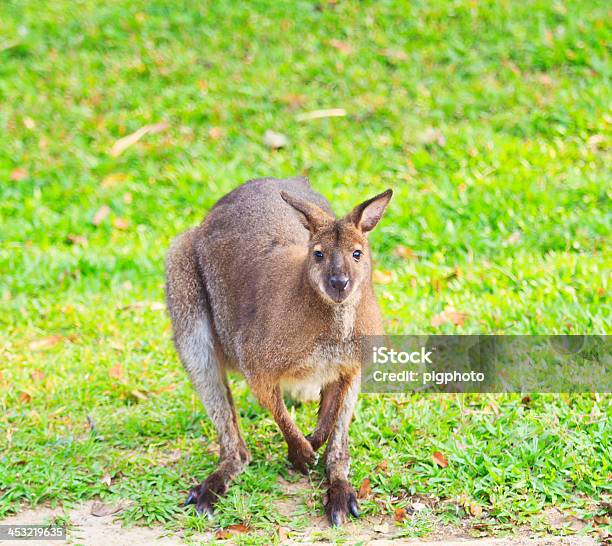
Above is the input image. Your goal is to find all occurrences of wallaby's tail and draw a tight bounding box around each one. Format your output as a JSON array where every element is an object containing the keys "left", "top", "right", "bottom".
[{"left": 165, "top": 228, "right": 213, "bottom": 352}]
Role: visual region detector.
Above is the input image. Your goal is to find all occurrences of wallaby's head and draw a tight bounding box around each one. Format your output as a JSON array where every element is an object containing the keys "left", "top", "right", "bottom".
[{"left": 280, "top": 189, "right": 393, "bottom": 305}]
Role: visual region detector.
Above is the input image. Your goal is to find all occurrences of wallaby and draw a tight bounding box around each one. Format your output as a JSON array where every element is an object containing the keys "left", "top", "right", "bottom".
[{"left": 165, "top": 176, "right": 392, "bottom": 525}]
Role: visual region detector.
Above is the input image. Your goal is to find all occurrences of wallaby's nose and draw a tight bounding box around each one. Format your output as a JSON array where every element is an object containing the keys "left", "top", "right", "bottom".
[{"left": 330, "top": 275, "right": 349, "bottom": 291}]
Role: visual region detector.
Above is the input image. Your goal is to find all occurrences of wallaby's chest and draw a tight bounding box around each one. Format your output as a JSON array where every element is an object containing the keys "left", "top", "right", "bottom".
[{"left": 280, "top": 336, "right": 360, "bottom": 402}]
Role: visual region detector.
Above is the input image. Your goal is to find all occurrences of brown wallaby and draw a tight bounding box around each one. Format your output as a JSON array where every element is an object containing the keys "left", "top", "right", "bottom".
[{"left": 165, "top": 176, "right": 392, "bottom": 526}]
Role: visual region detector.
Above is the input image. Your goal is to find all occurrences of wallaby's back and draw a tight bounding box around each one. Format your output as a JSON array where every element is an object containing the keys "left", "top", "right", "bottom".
[
  {"left": 192, "top": 177, "right": 333, "bottom": 364},
  {"left": 203, "top": 176, "right": 331, "bottom": 246}
]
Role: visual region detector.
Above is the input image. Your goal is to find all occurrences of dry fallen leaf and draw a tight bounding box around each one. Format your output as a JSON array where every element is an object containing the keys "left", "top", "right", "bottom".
[
  {"left": 393, "top": 245, "right": 415, "bottom": 260},
  {"left": 101, "top": 173, "right": 128, "bottom": 188},
  {"left": 506, "top": 231, "right": 522, "bottom": 245},
  {"left": 10, "top": 168, "right": 28, "bottom": 181},
  {"left": 216, "top": 524, "right": 251, "bottom": 539},
  {"left": 445, "top": 306, "right": 468, "bottom": 327},
  {"left": 120, "top": 302, "right": 146, "bottom": 311},
  {"left": 394, "top": 507, "right": 407, "bottom": 522},
  {"left": 91, "top": 501, "right": 124, "bottom": 517},
  {"left": 208, "top": 126, "right": 224, "bottom": 140},
  {"left": 357, "top": 477, "right": 371, "bottom": 499},
  {"left": 431, "top": 305, "right": 468, "bottom": 328},
  {"left": 538, "top": 73, "right": 554, "bottom": 86},
  {"left": 66, "top": 234, "right": 87, "bottom": 246},
  {"left": 108, "top": 363, "right": 123, "bottom": 380},
  {"left": 373, "top": 269, "right": 394, "bottom": 285},
  {"left": 29, "top": 335, "right": 63, "bottom": 350},
  {"left": 19, "top": 391, "right": 32, "bottom": 404},
  {"left": 295, "top": 108, "right": 346, "bottom": 121},
  {"left": 420, "top": 127, "right": 445, "bottom": 147},
  {"left": 280, "top": 93, "right": 308, "bottom": 110},
  {"left": 112, "top": 217, "right": 129, "bottom": 230},
  {"left": 23, "top": 117, "right": 36, "bottom": 130},
  {"left": 587, "top": 134, "right": 606, "bottom": 151},
  {"left": 376, "top": 460, "right": 389, "bottom": 473},
  {"left": 263, "top": 130, "right": 288, "bottom": 149},
  {"left": 431, "top": 278, "right": 442, "bottom": 293},
  {"left": 110, "top": 121, "right": 169, "bottom": 157},
  {"left": 227, "top": 524, "right": 251, "bottom": 534},
  {"left": 381, "top": 49, "right": 408, "bottom": 62},
  {"left": 469, "top": 503, "right": 483, "bottom": 517},
  {"left": 372, "top": 522, "right": 390, "bottom": 534},
  {"left": 101, "top": 473, "right": 112, "bottom": 487},
  {"left": 92, "top": 206, "right": 110, "bottom": 226},
  {"left": 130, "top": 389, "right": 148, "bottom": 401},
  {"left": 330, "top": 39, "right": 353, "bottom": 54},
  {"left": 412, "top": 501, "right": 427, "bottom": 512},
  {"left": 430, "top": 311, "right": 446, "bottom": 327},
  {"left": 432, "top": 451, "right": 448, "bottom": 468}
]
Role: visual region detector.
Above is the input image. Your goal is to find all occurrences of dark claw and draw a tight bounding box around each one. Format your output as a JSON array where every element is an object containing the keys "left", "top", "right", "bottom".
[
  {"left": 325, "top": 480, "right": 360, "bottom": 526},
  {"left": 184, "top": 491, "right": 196, "bottom": 507},
  {"left": 183, "top": 472, "right": 227, "bottom": 518}
]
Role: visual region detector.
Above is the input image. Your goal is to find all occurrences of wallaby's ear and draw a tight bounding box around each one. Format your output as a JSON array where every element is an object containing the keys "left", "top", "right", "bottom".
[
  {"left": 346, "top": 189, "right": 393, "bottom": 233},
  {"left": 280, "top": 191, "right": 333, "bottom": 233}
]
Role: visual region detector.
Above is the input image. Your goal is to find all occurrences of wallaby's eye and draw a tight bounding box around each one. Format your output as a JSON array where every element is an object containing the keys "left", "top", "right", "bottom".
[
  {"left": 314, "top": 250, "right": 324, "bottom": 260},
  {"left": 353, "top": 250, "right": 362, "bottom": 261}
]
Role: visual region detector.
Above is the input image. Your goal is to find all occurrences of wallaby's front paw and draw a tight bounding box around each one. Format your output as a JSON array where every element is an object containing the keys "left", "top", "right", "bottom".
[
  {"left": 305, "top": 431, "right": 324, "bottom": 452},
  {"left": 184, "top": 472, "right": 228, "bottom": 518},
  {"left": 324, "top": 480, "right": 360, "bottom": 526},
  {"left": 287, "top": 441, "right": 316, "bottom": 474}
]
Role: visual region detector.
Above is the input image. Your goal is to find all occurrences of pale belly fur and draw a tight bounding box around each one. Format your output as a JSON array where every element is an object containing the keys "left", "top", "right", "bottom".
[
  {"left": 279, "top": 306, "right": 357, "bottom": 402},
  {"left": 279, "top": 342, "right": 356, "bottom": 402}
]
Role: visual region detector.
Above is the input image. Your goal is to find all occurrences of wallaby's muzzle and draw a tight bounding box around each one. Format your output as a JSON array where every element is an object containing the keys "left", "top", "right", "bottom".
[{"left": 328, "top": 274, "right": 351, "bottom": 303}]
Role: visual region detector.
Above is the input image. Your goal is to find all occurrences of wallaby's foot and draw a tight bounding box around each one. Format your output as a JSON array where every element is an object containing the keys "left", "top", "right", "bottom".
[
  {"left": 287, "top": 439, "right": 316, "bottom": 474},
  {"left": 324, "top": 480, "right": 359, "bottom": 526},
  {"left": 184, "top": 471, "right": 228, "bottom": 518}
]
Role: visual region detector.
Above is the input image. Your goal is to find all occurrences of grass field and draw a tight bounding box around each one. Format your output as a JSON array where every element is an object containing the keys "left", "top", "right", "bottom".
[{"left": 1, "top": 0, "right": 610, "bottom": 543}]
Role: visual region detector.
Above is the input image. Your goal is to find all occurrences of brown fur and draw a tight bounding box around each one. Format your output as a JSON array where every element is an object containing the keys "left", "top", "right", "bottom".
[{"left": 165, "top": 176, "right": 392, "bottom": 524}]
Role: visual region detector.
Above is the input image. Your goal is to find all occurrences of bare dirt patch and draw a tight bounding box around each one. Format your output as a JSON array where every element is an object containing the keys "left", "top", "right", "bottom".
[
  {"left": 0, "top": 488, "right": 598, "bottom": 546},
  {"left": 0, "top": 501, "right": 202, "bottom": 545},
  {"left": 272, "top": 475, "right": 599, "bottom": 545}
]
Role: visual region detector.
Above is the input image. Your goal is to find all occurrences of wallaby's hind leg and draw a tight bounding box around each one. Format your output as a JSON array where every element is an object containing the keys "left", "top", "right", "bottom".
[
  {"left": 166, "top": 231, "right": 249, "bottom": 517},
  {"left": 181, "top": 338, "right": 249, "bottom": 516}
]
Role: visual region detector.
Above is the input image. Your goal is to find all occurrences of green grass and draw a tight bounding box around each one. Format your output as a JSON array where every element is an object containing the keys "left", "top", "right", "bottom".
[{"left": 0, "top": 0, "right": 610, "bottom": 544}]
